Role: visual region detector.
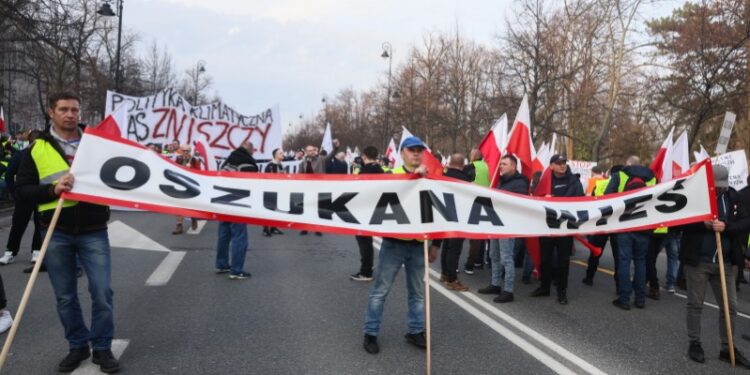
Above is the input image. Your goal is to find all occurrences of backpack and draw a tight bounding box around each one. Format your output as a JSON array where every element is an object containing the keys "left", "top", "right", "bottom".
[{"left": 624, "top": 177, "right": 646, "bottom": 191}]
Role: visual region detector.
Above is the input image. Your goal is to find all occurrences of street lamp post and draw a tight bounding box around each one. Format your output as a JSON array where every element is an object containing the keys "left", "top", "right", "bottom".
[
  {"left": 98, "top": 0, "right": 124, "bottom": 92},
  {"left": 194, "top": 60, "right": 206, "bottom": 105},
  {"left": 381, "top": 42, "right": 393, "bottom": 146},
  {"left": 321, "top": 96, "right": 328, "bottom": 125}
]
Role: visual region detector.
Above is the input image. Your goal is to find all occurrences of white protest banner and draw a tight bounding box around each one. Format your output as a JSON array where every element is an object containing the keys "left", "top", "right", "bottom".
[
  {"left": 715, "top": 111, "right": 736, "bottom": 155},
  {"left": 104, "top": 88, "right": 281, "bottom": 160},
  {"left": 568, "top": 160, "right": 597, "bottom": 188},
  {"left": 711, "top": 150, "right": 749, "bottom": 191},
  {"left": 67, "top": 126, "right": 716, "bottom": 239}
]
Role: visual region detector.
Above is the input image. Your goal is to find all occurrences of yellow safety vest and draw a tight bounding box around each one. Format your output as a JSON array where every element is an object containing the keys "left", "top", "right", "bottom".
[
  {"left": 593, "top": 178, "right": 610, "bottom": 197},
  {"left": 472, "top": 160, "right": 490, "bottom": 187},
  {"left": 381, "top": 166, "right": 391, "bottom": 173},
  {"left": 30, "top": 139, "right": 77, "bottom": 212},
  {"left": 617, "top": 171, "right": 656, "bottom": 193}
]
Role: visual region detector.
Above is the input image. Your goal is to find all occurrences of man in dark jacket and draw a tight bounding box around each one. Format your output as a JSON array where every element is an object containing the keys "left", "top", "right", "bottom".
[
  {"left": 479, "top": 154, "right": 528, "bottom": 303},
  {"left": 679, "top": 165, "right": 750, "bottom": 367},
  {"left": 530, "top": 154, "right": 584, "bottom": 305},
  {"left": 15, "top": 92, "right": 119, "bottom": 373},
  {"left": 605, "top": 156, "right": 657, "bottom": 310},
  {"left": 215, "top": 142, "right": 258, "bottom": 280},
  {"left": 439, "top": 153, "right": 472, "bottom": 292},
  {"left": 350, "top": 146, "right": 384, "bottom": 281}
]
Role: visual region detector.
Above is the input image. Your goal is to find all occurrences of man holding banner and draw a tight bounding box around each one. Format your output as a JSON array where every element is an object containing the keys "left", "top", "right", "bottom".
[{"left": 16, "top": 92, "right": 119, "bottom": 373}]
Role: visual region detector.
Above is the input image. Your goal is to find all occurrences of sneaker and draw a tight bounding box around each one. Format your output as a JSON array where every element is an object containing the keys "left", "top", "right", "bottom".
[
  {"left": 463, "top": 267, "right": 475, "bottom": 275},
  {"left": 58, "top": 347, "right": 91, "bottom": 372},
  {"left": 493, "top": 291, "right": 514, "bottom": 303},
  {"left": 445, "top": 279, "right": 469, "bottom": 292},
  {"left": 30, "top": 250, "right": 40, "bottom": 263},
  {"left": 477, "top": 285, "right": 503, "bottom": 295},
  {"left": 529, "top": 287, "right": 550, "bottom": 297},
  {"left": 405, "top": 332, "right": 427, "bottom": 349},
  {"left": 474, "top": 263, "right": 484, "bottom": 270},
  {"left": 612, "top": 299, "right": 631, "bottom": 311},
  {"left": 646, "top": 287, "right": 660, "bottom": 300},
  {"left": 228, "top": 272, "right": 251, "bottom": 280},
  {"left": 363, "top": 334, "right": 379, "bottom": 354},
  {"left": 0, "top": 310, "right": 13, "bottom": 334},
  {"left": 0, "top": 251, "right": 14, "bottom": 265},
  {"left": 92, "top": 349, "right": 121, "bottom": 373},
  {"left": 216, "top": 267, "right": 231, "bottom": 274},
  {"left": 191, "top": 219, "right": 198, "bottom": 231},
  {"left": 720, "top": 347, "right": 750, "bottom": 369},
  {"left": 270, "top": 228, "right": 284, "bottom": 235},
  {"left": 688, "top": 341, "right": 705, "bottom": 363},
  {"left": 350, "top": 273, "right": 373, "bottom": 281},
  {"left": 666, "top": 286, "right": 676, "bottom": 294}
]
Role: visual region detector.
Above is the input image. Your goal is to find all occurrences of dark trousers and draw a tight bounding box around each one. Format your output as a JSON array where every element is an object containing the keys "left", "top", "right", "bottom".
[
  {"left": 6, "top": 198, "right": 42, "bottom": 255},
  {"left": 441, "top": 238, "right": 465, "bottom": 282},
  {"left": 0, "top": 273, "right": 5, "bottom": 309},
  {"left": 465, "top": 239, "right": 486, "bottom": 268},
  {"left": 540, "top": 236, "right": 573, "bottom": 292},
  {"left": 584, "top": 234, "right": 620, "bottom": 290},
  {"left": 355, "top": 235, "right": 374, "bottom": 277}
]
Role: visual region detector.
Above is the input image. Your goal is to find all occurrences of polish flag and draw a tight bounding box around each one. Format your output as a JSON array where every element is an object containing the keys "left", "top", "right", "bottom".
[
  {"left": 94, "top": 115, "right": 123, "bottom": 138},
  {"left": 193, "top": 140, "right": 216, "bottom": 171},
  {"left": 0, "top": 106, "right": 5, "bottom": 133},
  {"left": 399, "top": 126, "right": 443, "bottom": 176},
  {"left": 693, "top": 144, "right": 710, "bottom": 163},
  {"left": 393, "top": 127, "right": 414, "bottom": 169},
  {"left": 536, "top": 142, "right": 551, "bottom": 170},
  {"left": 478, "top": 113, "right": 508, "bottom": 187},
  {"left": 384, "top": 138, "right": 399, "bottom": 166},
  {"left": 649, "top": 127, "right": 674, "bottom": 182},
  {"left": 671, "top": 130, "right": 690, "bottom": 179},
  {"left": 504, "top": 94, "right": 539, "bottom": 180}
]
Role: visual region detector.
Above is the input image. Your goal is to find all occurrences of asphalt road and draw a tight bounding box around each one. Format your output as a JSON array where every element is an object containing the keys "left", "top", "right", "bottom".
[{"left": 0, "top": 210, "right": 748, "bottom": 374}]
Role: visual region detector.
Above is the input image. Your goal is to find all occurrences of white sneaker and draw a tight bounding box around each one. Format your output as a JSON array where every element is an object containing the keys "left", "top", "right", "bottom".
[
  {"left": 0, "top": 310, "right": 13, "bottom": 334},
  {"left": 30, "top": 250, "right": 40, "bottom": 264},
  {"left": 0, "top": 252, "right": 15, "bottom": 265}
]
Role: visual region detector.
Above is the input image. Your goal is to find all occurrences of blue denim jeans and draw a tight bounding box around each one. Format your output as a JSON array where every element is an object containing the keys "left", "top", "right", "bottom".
[
  {"left": 489, "top": 238, "right": 516, "bottom": 292},
  {"left": 44, "top": 229, "right": 113, "bottom": 350},
  {"left": 616, "top": 232, "right": 650, "bottom": 304},
  {"left": 363, "top": 239, "right": 425, "bottom": 336},
  {"left": 215, "top": 222, "right": 248, "bottom": 275}
]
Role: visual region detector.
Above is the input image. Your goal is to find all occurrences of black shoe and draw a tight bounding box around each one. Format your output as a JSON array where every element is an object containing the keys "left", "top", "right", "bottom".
[
  {"left": 92, "top": 349, "right": 121, "bottom": 373},
  {"left": 405, "top": 332, "right": 426, "bottom": 349},
  {"left": 23, "top": 264, "right": 47, "bottom": 273},
  {"left": 363, "top": 334, "right": 379, "bottom": 354},
  {"left": 634, "top": 300, "right": 645, "bottom": 309},
  {"left": 557, "top": 290, "right": 568, "bottom": 305},
  {"left": 494, "top": 291, "right": 514, "bottom": 303},
  {"left": 477, "top": 285, "right": 503, "bottom": 294},
  {"left": 582, "top": 277, "right": 593, "bottom": 286},
  {"left": 315, "top": 232, "right": 323, "bottom": 236},
  {"left": 58, "top": 347, "right": 90, "bottom": 372},
  {"left": 720, "top": 347, "right": 750, "bottom": 369},
  {"left": 300, "top": 230, "right": 308, "bottom": 235},
  {"left": 262, "top": 229, "right": 271, "bottom": 237},
  {"left": 612, "top": 299, "right": 631, "bottom": 310},
  {"left": 530, "top": 287, "right": 550, "bottom": 297},
  {"left": 350, "top": 272, "right": 373, "bottom": 281},
  {"left": 688, "top": 341, "right": 705, "bottom": 363},
  {"left": 271, "top": 228, "right": 284, "bottom": 235}
]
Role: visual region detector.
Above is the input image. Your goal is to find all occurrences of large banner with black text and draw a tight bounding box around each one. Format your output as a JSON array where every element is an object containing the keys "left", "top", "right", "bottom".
[{"left": 66, "top": 127, "right": 717, "bottom": 240}]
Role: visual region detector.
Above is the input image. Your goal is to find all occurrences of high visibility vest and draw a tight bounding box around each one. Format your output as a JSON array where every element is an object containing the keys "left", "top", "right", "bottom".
[
  {"left": 593, "top": 178, "right": 610, "bottom": 197},
  {"left": 391, "top": 166, "right": 424, "bottom": 243},
  {"left": 30, "top": 140, "right": 77, "bottom": 212},
  {"left": 381, "top": 166, "right": 391, "bottom": 173},
  {"left": 617, "top": 171, "right": 656, "bottom": 193},
  {"left": 472, "top": 160, "right": 490, "bottom": 187}
]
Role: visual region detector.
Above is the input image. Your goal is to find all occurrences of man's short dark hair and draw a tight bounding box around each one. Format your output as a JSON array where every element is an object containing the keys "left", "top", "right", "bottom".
[
  {"left": 591, "top": 166, "right": 604, "bottom": 175},
  {"left": 48, "top": 92, "right": 81, "bottom": 109},
  {"left": 501, "top": 154, "right": 518, "bottom": 166},
  {"left": 363, "top": 146, "right": 378, "bottom": 160}
]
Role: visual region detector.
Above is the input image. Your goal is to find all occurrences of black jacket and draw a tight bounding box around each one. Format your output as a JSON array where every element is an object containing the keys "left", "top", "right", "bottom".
[
  {"left": 604, "top": 165, "right": 655, "bottom": 195},
  {"left": 444, "top": 168, "right": 472, "bottom": 183},
  {"left": 4, "top": 148, "right": 27, "bottom": 197},
  {"left": 16, "top": 132, "right": 110, "bottom": 234},
  {"left": 221, "top": 147, "right": 259, "bottom": 172},
  {"left": 497, "top": 172, "right": 529, "bottom": 195},
  {"left": 264, "top": 161, "right": 284, "bottom": 174},
  {"left": 327, "top": 158, "right": 349, "bottom": 174},
  {"left": 359, "top": 162, "right": 384, "bottom": 175},
  {"left": 551, "top": 169, "right": 584, "bottom": 197},
  {"left": 676, "top": 188, "right": 750, "bottom": 267}
]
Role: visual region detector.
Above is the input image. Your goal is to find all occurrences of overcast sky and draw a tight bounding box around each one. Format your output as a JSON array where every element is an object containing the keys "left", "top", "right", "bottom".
[{"left": 124, "top": 0, "right": 681, "bottom": 135}]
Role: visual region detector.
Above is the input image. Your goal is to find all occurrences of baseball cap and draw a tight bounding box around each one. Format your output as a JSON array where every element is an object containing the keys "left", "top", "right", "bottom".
[
  {"left": 713, "top": 164, "right": 729, "bottom": 188},
  {"left": 550, "top": 154, "right": 567, "bottom": 164},
  {"left": 400, "top": 136, "right": 426, "bottom": 150}
]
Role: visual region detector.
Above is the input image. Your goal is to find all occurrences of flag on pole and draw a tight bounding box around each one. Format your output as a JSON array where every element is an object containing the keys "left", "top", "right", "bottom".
[
  {"left": 693, "top": 144, "right": 710, "bottom": 163},
  {"left": 193, "top": 140, "right": 217, "bottom": 171},
  {"left": 0, "top": 106, "right": 6, "bottom": 133},
  {"left": 504, "top": 94, "right": 539, "bottom": 180},
  {"left": 536, "top": 142, "right": 551, "bottom": 171},
  {"left": 394, "top": 127, "right": 414, "bottom": 169},
  {"left": 399, "top": 126, "right": 443, "bottom": 177},
  {"left": 384, "top": 138, "right": 399, "bottom": 166},
  {"left": 671, "top": 130, "right": 689, "bottom": 179},
  {"left": 649, "top": 127, "right": 674, "bottom": 182},
  {"left": 320, "top": 122, "right": 333, "bottom": 154},
  {"left": 478, "top": 113, "right": 508, "bottom": 187}
]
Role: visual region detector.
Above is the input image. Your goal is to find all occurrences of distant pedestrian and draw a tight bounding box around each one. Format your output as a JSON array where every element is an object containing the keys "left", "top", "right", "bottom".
[
  {"left": 172, "top": 144, "right": 202, "bottom": 235},
  {"left": 350, "top": 146, "right": 384, "bottom": 282},
  {"left": 440, "top": 153, "right": 472, "bottom": 292},
  {"left": 263, "top": 148, "right": 285, "bottom": 237}
]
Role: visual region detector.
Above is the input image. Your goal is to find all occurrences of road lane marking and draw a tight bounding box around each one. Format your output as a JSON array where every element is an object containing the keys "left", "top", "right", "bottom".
[
  {"left": 570, "top": 260, "right": 614, "bottom": 276},
  {"left": 71, "top": 339, "right": 129, "bottom": 375},
  {"left": 146, "top": 251, "right": 186, "bottom": 286},
  {"left": 187, "top": 220, "right": 207, "bottom": 235},
  {"left": 108, "top": 221, "right": 170, "bottom": 252}
]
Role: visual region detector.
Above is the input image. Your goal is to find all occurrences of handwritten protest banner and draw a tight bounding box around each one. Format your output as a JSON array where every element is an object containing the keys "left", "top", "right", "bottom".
[{"left": 104, "top": 88, "right": 281, "bottom": 160}]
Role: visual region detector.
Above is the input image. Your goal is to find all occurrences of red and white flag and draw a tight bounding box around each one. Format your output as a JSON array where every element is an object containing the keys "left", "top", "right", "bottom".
[
  {"left": 671, "top": 130, "right": 689, "bottom": 179},
  {"left": 384, "top": 138, "right": 398, "bottom": 166},
  {"left": 504, "top": 95, "right": 539, "bottom": 180},
  {"left": 478, "top": 113, "right": 508, "bottom": 187},
  {"left": 649, "top": 127, "right": 674, "bottom": 182},
  {"left": 536, "top": 142, "right": 551, "bottom": 170},
  {"left": 693, "top": 144, "right": 710, "bottom": 163},
  {"left": 193, "top": 139, "right": 216, "bottom": 171},
  {"left": 0, "top": 106, "right": 6, "bottom": 133},
  {"left": 398, "top": 126, "right": 443, "bottom": 177}
]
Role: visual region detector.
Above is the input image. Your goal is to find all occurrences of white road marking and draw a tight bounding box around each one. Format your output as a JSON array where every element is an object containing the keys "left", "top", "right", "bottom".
[
  {"left": 146, "top": 251, "right": 186, "bottom": 286},
  {"left": 673, "top": 292, "right": 750, "bottom": 320},
  {"left": 186, "top": 220, "right": 207, "bottom": 235},
  {"left": 71, "top": 339, "right": 129, "bottom": 375},
  {"left": 108, "top": 221, "right": 170, "bottom": 252},
  {"left": 372, "top": 238, "right": 607, "bottom": 375}
]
